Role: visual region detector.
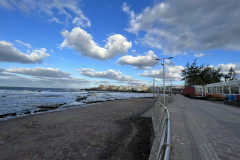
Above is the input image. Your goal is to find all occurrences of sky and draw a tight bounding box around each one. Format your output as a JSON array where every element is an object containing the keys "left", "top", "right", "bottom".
[{"left": 0, "top": 0, "right": 240, "bottom": 89}]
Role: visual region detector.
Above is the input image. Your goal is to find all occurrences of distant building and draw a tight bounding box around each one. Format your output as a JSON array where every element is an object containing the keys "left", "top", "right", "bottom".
[{"left": 97, "top": 85, "right": 150, "bottom": 92}]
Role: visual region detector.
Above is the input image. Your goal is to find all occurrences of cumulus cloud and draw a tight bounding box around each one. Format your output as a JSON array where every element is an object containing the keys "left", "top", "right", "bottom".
[
  {"left": 61, "top": 27, "right": 132, "bottom": 60},
  {"left": 139, "top": 63, "right": 184, "bottom": 80},
  {"left": 6, "top": 67, "right": 71, "bottom": 78},
  {"left": 194, "top": 53, "right": 206, "bottom": 58},
  {"left": 214, "top": 63, "right": 240, "bottom": 75},
  {"left": 77, "top": 68, "right": 146, "bottom": 85},
  {"left": 117, "top": 50, "right": 158, "bottom": 69},
  {"left": 78, "top": 68, "right": 132, "bottom": 81},
  {"left": 0, "top": 67, "right": 93, "bottom": 88},
  {"left": 123, "top": 0, "right": 240, "bottom": 55},
  {"left": 0, "top": 74, "right": 91, "bottom": 88},
  {"left": 0, "top": 41, "right": 49, "bottom": 63},
  {"left": 0, "top": 0, "right": 90, "bottom": 27},
  {"left": 1, "top": 67, "right": 149, "bottom": 88}
]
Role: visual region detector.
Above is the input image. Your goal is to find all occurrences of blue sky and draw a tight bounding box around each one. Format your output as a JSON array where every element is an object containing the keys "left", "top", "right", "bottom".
[{"left": 0, "top": 0, "right": 240, "bottom": 88}]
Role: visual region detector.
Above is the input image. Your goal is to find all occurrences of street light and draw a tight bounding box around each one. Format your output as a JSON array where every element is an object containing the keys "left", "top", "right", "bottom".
[{"left": 156, "top": 57, "right": 173, "bottom": 105}]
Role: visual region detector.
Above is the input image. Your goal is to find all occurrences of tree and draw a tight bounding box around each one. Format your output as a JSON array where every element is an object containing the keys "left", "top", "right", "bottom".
[
  {"left": 181, "top": 59, "right": 203, "bottom": 86},
  {"left": 181, "top": 59, "right": 223, "bottom": 87},
  {"left": 224, "top": 67, "right": 237, "bottom": 81},
  {"left": 200, "top": 66, "right": 222, "bottom": 84}
]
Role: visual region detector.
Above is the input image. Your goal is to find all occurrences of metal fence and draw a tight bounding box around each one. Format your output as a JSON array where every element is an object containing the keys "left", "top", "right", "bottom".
[
  {"left": 149, "top": 96, "right": 171, "bottom": 160},
  {"left": 130, "top": 98, "right": 157, "bottom": 119}
]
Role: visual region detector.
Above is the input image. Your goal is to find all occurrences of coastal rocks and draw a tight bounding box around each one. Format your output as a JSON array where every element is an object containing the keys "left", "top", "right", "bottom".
[
  {"left": 0, "top": 112, "right": 17, "bottom": 119},
  {"left": 76, "top": 96, "right": 87, "bottom": 102},
  {"left": 24, "top": 111, "right": 31, "bottom": 114},
  {"left": 0, "top": 110, "right": 33, "bottom": 119},
  {"left": 0, "top": 103, "right": 67, "bottom": 119},
  {"left": 34, "top": 108, "right": 48, "bottom": 113},
  {"left": 19, "top": 110, "right": 31, "bottom": 116},
  {"left": 36, "top": 102, "right": 66, "bottom": 110},
  {"left": 34, "top": 102, "right": 66, "bottom": 113},
  {"left": 86, "top": 100, "right": 105, "bottom": 104},
  {"left": 37, "top": 102, "right": 66, "bottom": 107}
]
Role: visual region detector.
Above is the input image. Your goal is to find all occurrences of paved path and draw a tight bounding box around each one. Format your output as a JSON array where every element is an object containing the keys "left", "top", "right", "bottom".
[{"left": 168, "top": 95, "right": 240, "bottom": 160}]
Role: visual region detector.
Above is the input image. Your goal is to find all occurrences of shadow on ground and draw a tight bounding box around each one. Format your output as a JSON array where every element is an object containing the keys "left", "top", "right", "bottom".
[{"left": 99, "top": 117, "right": 152, "bottom": 160}]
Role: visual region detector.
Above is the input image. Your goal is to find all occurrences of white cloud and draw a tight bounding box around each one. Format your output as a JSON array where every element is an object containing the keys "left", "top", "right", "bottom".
[
  {"left": 1, "top": 67, "right": 149, "bottom": 88},
  {"left": 15, "top": 40, "right": 32, "bottom": 48},
  {"left": 78, "top": 68, "right": 132, "bottom": 81},
  {"left": 0, "top": 74, "right": 91, "bottom": 88},
  {"left": 0, "top": 67, "right": 94, "bottom": 88},
  {"left": 123, "top": 0, "right": 240, "bottom": 55},
  {"left": 0, "top": 0, "right": 13, "bottom": 9},
  {"left": 0, "top": 41, "right": 49, "bottom": 63},
  {"left": 61, "top": 27, "right": 132, "bottom": 60},
  {"left": 0, "top": 68, "right": 5, "bottom": 72},
  {"left": 131, "top": 50, "right": 136, "bottom": 55},
  {"left": 214, "top": 63, "right": 240, "bottom": 75},
  {"left": 0, "top": 67, "right": 16, "bottom": 77},
  {"left": 194, "top": 53, "right": 205, "bottom": 58},
  {"left": 77, "top": 68, "right": 146, "bottom": 85},
  {"left": 0, "top": 0, "right": 90, "bottom": 27},
  {"left": 139, "top": 63, "right": 184, "bottom": 81},
  {"left": 117, "top": 50, "right": 158, "bottom": 69},
  {"left": 155, "top": 78, "right": 162, "bottom": 82},
  {"left": 48, "top": 17, "right": 63, "bottom": 24},
  {"left": 122, "top": 2, "right": 135, "bottom": 22},
  {"left": 6, "top": 67, "right": 71, "bottom": 78}
]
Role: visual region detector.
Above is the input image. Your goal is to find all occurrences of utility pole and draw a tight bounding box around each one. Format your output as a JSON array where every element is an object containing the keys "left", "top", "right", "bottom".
[
  {"left": 153, "top": 78, "right": 155, "bottom": 97},
  {"left": 163, "top": 58, "right": 166, "bottom": 105},
  {"left": 156, "top": 57, "right": 173, "bottom": 105}
]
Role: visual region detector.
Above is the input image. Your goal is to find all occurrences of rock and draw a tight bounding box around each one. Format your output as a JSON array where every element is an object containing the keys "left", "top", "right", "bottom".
[
  {"left": 60, "top": 102, "right": 66, "bottom": 105},
  {"left": 36, "top": 102, "right": 66, "bottom": 109},
  {"left": 24, "top": 111, "right": 31, "bottom": 115},
  {"left": 34, "top": 108, "right": 49, "bottom": 113},
  {"left": 76, "top": 96, "right": 88, "bottom": 102},
  {"left": 0, "top": 112, "right": 17, "bottom": 118}
]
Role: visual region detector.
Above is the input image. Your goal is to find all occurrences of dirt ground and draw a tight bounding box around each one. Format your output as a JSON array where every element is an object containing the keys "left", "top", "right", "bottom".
[{"left": 0, "top": 98, "right": 153, "bottom": 160}]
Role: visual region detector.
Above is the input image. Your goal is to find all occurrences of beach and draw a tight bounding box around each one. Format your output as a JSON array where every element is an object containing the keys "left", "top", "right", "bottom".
[{"left": 0, "top": 98, "right": 153, "bottom": 160}]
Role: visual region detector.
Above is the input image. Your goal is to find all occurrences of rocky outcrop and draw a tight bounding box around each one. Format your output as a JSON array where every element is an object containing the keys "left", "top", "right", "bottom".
[{"left": 76, "top": 96, "right": 88, "bottom": 102}]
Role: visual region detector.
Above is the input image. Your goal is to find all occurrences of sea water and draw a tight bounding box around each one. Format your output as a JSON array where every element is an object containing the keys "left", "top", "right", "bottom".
[{"left": 0, "top": 86, "right": 153, "bottom": 120}]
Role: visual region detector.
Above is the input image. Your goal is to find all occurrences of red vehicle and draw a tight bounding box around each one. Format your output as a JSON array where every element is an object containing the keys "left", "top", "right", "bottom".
[
  {"left": 182, "top": 87, "right": 195, "bottom": 97},
  {"left": 182, "top": 80, "right": 240, "bottom": 102}
]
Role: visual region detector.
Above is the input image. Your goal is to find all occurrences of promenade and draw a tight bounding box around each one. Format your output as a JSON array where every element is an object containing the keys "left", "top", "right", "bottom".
[{"left": 168, "top": 95, "right": 240, "bottom": 160}]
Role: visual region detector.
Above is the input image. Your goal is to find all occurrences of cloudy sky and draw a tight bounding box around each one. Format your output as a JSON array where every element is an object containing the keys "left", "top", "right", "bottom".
[{"left": 0, "top": 0, "right": 240, "bottom": 88}]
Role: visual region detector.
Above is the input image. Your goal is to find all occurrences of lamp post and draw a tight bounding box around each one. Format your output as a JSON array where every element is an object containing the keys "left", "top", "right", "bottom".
[
  {"left": 153, "top": 78, "right": 155, "bottom": 97},
  {"left": 156, "top": 57, "right": 173, "bottom": 105}
]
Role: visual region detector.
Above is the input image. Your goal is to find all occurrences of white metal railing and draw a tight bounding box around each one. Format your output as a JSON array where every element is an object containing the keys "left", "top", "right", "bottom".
[{"left": 149, "top": 96, "right": 171, "bottom": 160}]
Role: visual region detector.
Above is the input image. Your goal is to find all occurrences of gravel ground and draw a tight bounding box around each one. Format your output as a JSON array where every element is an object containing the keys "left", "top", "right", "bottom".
[{"left": 0, "top": 98, "right": 153, "bottom": 160}]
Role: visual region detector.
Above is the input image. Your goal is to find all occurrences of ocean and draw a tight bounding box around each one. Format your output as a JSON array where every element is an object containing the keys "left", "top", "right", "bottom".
[{"left": 0, "top": 86, "right": 153, "bottom": 120}]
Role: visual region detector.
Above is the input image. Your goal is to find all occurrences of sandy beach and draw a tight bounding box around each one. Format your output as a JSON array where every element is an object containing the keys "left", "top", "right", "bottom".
[{"left": 0, "top": 98, "right": 153, "bottom": 160}]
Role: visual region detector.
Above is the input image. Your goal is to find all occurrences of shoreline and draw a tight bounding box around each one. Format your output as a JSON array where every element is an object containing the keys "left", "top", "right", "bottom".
[
  {"left": 0, "top": 98, "right": 153, "bottom": 160},
  {"left": 0, "top": 96, "right": 154, "bottom": 121}
]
